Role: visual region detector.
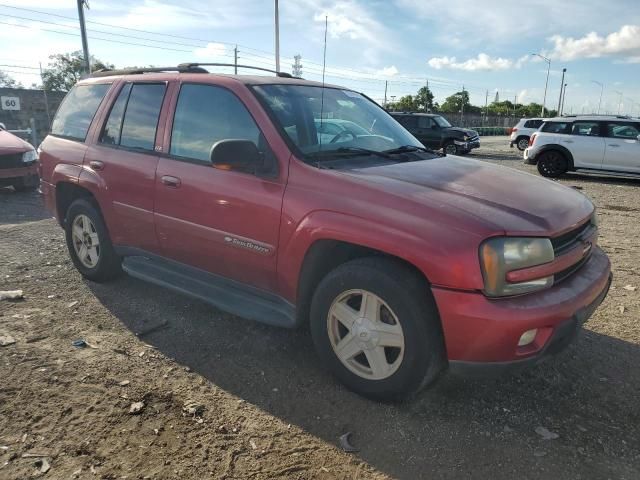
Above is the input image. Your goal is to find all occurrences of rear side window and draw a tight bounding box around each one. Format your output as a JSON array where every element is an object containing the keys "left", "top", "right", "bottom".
[
  {"left": 524, "top": 119, "right": 543, "bottom": 129},
  {"left": 541, "top": 122, "right": 570, "bottom": 134},
  {"left": 51, "top": 83, "right": 110, "bottom": 141},
  {"left": 606, "top": 122, "right": 640, "bottom": 139},
  {"left": 170, "top": 84, "right": 261, "bottom": 162},
  {"left": 396, "top": 116, "right": 418, "bottom": 128},
  {"left": 571, "top": 121, "right": 601, "bottom": 136},
  {"left": 99, "top": 83, "right": 132, "bottom": 145},
  {"left": 119, "top": 83, "right": 166, "bottom": 151}
]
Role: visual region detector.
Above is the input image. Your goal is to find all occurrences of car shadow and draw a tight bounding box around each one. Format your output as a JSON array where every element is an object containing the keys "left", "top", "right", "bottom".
[
  {"left": 0, "top": 188, "right": 50, "bottom": 225},
  {"left": 87, "top": 276, "right": 640, "bottom": 480},
  {"left": 560, "top": 171, "right": 640, "bottom": 186}
]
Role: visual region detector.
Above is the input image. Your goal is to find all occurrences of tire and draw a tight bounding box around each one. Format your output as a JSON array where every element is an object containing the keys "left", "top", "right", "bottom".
[
  {"left": 516, "top": 137, "right": 530, "bottom": 151},
  {"left": 537, "top": 150, "right": 568, "bottom": 178},
  {"left": 310, "top": 257, "right": 445, "bottom": 401},
  {"left": 443, "top": 141, "right": 458, "bottom": 156},
  {"left": 64, "top": 198, "right": 121, "bottom": 282}
]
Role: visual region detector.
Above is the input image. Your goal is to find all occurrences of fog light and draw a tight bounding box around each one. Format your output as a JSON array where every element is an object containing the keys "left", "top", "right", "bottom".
[{"left": 518, "top": 329, "right": 538, "bottom": 347}]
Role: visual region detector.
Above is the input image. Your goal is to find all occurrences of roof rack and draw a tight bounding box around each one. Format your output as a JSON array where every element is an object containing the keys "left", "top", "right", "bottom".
[
  {"left": 177, "top": 63, "right": 295, "bottom": 78},
  {"left": 561, "top": 114, "right": 632, "bottom": 119},
  {"left": 90, "top": 65, "right": 209, "bottom": 77}
]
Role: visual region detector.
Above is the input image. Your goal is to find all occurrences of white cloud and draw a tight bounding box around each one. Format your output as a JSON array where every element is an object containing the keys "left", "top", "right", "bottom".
[
  {"left": 517, "top": 89, "right": 529, "bottom": 104},
  {"left": 377, "top": 66, "right": 398, "bottom": 76},
  {"left": 546, "top": 25, "right": 640, "bottom": 61},
  {"left": 194, "top": 43, "right": 227, "bottom": 59},
  {"left": 428, "top": 53, "right": 514, "bottom": 71}
]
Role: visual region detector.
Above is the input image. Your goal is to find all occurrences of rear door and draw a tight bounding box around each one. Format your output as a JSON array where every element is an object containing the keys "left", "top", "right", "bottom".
[
  {"left": 84, "top": 81, "right": 167, "bottom": 251},
  {"left": 565, "top": 121, "right": 605, "bottom": 169},
  {"left": 153, "top": 82, "right": 286, "bottom": 291},
  {"left": 603, "top": 121, "right": 640, "bottom": 173}
]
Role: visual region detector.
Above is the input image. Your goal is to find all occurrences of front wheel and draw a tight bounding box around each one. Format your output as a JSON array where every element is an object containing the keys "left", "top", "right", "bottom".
[
  {"left": 310, "top": 258, "right": 445, "bottom": 401},
  {"left": 537, "top": 151, "right": 568, "bottom": 178},
  {"left": 64, "top": 198, "right": 121, "bottom": 282},
  {"left": 443, "top": 142, "right": 458, "bottom": 155}
]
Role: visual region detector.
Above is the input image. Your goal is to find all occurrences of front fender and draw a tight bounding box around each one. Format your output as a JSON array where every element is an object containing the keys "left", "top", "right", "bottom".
[{"left": 277, "top": 210, "right": 483, "bottom": 302}]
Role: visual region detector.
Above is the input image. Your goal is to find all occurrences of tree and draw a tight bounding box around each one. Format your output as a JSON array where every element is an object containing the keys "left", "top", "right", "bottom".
[
  {"left": 394, "top": 95, "right": 418, "bottom": 112},
  {"left": 0, "top": 70, "right": 22, "bottom": 88},
  {"left": 42, "top": 51, "right": 113, "bottom": 91},
  {"left": 415, "top": 86, "right": 435, "bottom": 112},
  {"left": 439, "top": 90, "right": 470, "bottom": 113}
]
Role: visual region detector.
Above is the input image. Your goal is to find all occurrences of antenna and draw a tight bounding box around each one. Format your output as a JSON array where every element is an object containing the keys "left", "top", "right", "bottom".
[{"left": 318, "top": 15, "right": 328, "bottom": 152}]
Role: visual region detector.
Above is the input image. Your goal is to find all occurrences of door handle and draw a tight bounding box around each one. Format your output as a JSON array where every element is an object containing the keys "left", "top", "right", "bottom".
[
  {"left": 562, "top": 140, "right": 574, "bottom": 143},
  {"left": 89, "top": 160, "right": 104, "bottom": 170},
  {"left": 161, "top": 175, "right": 181, "bottom": 188},
  {"left": 608, "top": 144, "right": 620, "bottom": 147}
]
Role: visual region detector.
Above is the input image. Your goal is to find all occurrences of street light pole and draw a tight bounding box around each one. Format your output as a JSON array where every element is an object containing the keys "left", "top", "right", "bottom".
[
  {"left": 591, "top": 80, "right": 604, "bottom": 114},
  {"left": 531, "top": 53, "right": 551, "bottom": 116},
  {"left": 557, "top": 67, "right": 566, "bottom": 113},
  {"left": 274, "top": 0, "right": 280, "bottom": 72},
  {"left": 615, "top": 90, "right": 623, "bottom": 115},
  {"left": 560, "top": 83, "right": 567, "bottom": 116}
]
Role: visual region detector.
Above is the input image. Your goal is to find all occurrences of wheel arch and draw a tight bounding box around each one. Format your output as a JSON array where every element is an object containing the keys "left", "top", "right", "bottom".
[
  {"left": 538, "top": 144, "right": 575, "bottom": 170},
  {"left": 295, "top": 238, "right": 433, "bottom": 327},
  {"left": 55, "top": 182, "right": 96, "bottom": 226}
]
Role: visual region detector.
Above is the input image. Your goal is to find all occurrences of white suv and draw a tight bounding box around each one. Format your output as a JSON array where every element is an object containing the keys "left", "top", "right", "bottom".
[
  {"left": 524, "top": 115, "right": 640, "bottom": 177},
  {"left": 510, "top": 118, "right": 544, "bottom": 150}
]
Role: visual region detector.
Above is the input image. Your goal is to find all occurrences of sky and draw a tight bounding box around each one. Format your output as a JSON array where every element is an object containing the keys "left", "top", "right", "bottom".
[{"left": 1, "top": 0, "right": 639, "bottom": 115}]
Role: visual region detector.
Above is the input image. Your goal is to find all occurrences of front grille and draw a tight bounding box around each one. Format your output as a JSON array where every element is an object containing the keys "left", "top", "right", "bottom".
[
  {"left": 554, "top": 255, "right": 590, "bottom": 284},
  {"left": 0, "top": 153, "right": 24, "bottom": 169},
  {"left": 551, "top": 220, "right": 591, "bottom": 254}
]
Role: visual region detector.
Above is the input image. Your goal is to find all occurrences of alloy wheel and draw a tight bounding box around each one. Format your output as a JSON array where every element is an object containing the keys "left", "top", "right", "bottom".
[{"left": 71, "top": 214, "right": 101, "bottom": 268}]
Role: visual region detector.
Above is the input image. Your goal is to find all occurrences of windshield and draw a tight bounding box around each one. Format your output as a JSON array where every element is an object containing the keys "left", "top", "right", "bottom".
[
  {"left": 252, "top": 85, "right": 422, "bottom": 160},
  {"left": 433, "top": 116, "right": 452, "bottom": 128}
]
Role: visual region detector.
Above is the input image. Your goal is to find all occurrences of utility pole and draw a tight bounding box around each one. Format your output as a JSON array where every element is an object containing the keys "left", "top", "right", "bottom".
[
  {"left": 591, "top": 80, "right": 604, "bottom": 114},
  {"left": 514, "top": 94, "right": 517, "bottom": 116},
  {"left": 274, "top": 0, "right": 280, "bottom": 72},
  {"left": 557, "top": 68, "right": 566, "bottom": 113},
  {"left": 615, "top": 90, "right": 623, "bottom": 114},
  {"left": 234, "top": 46, "right": 238, "bottom": 74},
  {"left": 484, "top": 89, "right": 489, "bottom": 124},
  {"left": 39, "top": 62, "right": 51, "bottom": 128},
  {"left": 560, "top": 83, "right": 567, "bottom": 115},
  {"left": 383, "top": 80, "right": 388, "bottom": 108},
  {"left": 425, "top": 79, "right": 429, "bottom": 112},
  {"left": 531, "top": 53, "right": 551, "bottom": 116},
  {"left": 460, "top": 85, "right": 465, "bottom": 124},
  {"left": 76, "top": 0, "right": 91, "bottom": 75}
]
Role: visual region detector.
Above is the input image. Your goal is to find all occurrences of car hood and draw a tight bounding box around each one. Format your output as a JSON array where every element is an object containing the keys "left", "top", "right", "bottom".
[
  {"left": 345, "top": 155, "right": 593, "bottom": 236},
  {"left": 0, "top": 130, "right": 33, "bottom": 154},
  {"left": 445, "top": 126, "right": 478, "bottom": 137}
]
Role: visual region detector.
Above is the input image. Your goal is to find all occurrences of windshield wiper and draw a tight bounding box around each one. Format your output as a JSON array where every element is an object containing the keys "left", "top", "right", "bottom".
[
  {"left": 307, "top": 147, "right": 393, "bottom": 161},
  {"left": 382, "top": 145, "right": 440, "bottom": 155}
]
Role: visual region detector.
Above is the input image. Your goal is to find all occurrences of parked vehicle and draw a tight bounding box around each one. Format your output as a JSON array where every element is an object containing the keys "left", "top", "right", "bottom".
[
  {"left": 389, "top": 112, "right": 480, "bottom": 155},
  {"left": 39, "top": 65, "right": 611, "bottom": 400},
  {"left": 524, "top": 115, "right": 640, "bottom": 177},
  {"left": 510, "top": 118, "right": 544, "bottom": 151},
  {"left": 0, "top": 123, "right": 39, "bottom": 191}
]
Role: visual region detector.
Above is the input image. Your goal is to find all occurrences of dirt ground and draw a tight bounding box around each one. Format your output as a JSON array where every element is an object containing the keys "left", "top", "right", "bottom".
[{"left": 1, "top": 136, "right": 639, "bottom": 480}]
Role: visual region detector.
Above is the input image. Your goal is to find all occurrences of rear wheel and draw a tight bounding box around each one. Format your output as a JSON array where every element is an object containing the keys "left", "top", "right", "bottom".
[
  {"left": 537, "top": 150, "right": 568, "bottom": 178},
  {"left": 64, "top": 198, "right": 121, "bottom": 282},
  {"left": 310, "top": 257, "right": 445, "bottom": 401},
  {"left": 516, "top": 137, "right": 530, "bottom": 151}
]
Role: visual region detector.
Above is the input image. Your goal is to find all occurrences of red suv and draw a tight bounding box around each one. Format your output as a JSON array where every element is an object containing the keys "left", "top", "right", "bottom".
[{"left": 39, "top": 64, "right": 612, "bottom": 400}]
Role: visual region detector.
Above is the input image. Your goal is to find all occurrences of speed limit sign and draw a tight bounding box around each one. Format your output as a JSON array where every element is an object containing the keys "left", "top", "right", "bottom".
[{"left": 1, "top": 96, "right": 20, "bottom": 110}]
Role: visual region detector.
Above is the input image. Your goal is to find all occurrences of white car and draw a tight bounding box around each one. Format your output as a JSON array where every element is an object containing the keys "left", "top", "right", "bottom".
[
  {"left": 524, "top": 115, "right": 640, "bottom": 177},
  {"left": 510, "top": 118, "right": 544, "bottom": 151}
]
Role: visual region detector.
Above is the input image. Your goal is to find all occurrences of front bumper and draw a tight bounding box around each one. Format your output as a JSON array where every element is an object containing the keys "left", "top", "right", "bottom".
[
  {"left": 455, "top": 138, "right": 480, "bottom": 151},
  {"left": 432, "top": 247, "right": 611, "bottom": 372},
  {"left": 523, "top": 147, "right": 538, "bottom": 164},
  {"left": 0, "top": 163, "right": 38, "bottom": 185}
]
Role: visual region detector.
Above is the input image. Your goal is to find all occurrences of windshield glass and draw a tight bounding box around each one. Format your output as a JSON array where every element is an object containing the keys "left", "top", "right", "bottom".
[
  {"left": 252, "top": 85, "right": 422, "bottom": 159},
  {"left": 433, "top": 116, "right": 452, "bottom": 128}
]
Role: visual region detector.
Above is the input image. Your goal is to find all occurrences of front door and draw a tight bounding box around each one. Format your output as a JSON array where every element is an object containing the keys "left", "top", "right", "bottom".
[
  {"left": 84, "top": 81, "right": 167, "bottom": 251},
  {"left": 153, "top": 83, "right": 287, "bottom": 291},
  {"left": 603, "top": 121, "right": 640, "bottom": 174},
  {"left": 417, "top": 116, "right": 441, "bottom": 148}
]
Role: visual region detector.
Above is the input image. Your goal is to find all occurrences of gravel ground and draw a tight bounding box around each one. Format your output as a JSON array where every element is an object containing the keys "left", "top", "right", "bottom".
[{"left": 1, "top": 136, "right": 639, "bottom": 479}]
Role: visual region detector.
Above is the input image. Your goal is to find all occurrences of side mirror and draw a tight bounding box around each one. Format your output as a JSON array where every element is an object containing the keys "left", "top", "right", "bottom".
[{"left": 210, "top": 139, "right": 264, "bottom": 174}]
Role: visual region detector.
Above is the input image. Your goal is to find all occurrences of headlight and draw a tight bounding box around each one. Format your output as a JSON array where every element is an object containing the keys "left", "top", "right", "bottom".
[
  {"left": 463, "top": 135, "right": 470, "bottom": 141},
  {"left": 479, "top": 237, "right": 554, "bottom": 297},
  {"left": 590, "top": 211, "right": 598, "bottom": 228},
  {"left": 22, "top": 150, "right": 38, "bottom": 163}
]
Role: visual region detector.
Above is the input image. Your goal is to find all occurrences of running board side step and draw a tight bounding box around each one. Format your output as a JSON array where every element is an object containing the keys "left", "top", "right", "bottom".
[{"left": 121, "top": 255, "right": 296, "bottom": 328}]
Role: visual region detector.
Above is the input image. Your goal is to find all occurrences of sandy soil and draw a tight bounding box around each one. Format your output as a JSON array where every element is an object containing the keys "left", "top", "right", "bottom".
[{"left": 1, "top": 137, "right": 639, "bottom": 479}]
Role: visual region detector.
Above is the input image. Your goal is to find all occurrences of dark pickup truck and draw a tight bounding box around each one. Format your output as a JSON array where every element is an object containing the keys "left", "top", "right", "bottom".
[{"left": 390, "top": 113, "right": 480, "bottom": 155}]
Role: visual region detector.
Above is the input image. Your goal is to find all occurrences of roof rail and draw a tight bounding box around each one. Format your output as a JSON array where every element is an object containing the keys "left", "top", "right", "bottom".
[
  {"left": 177, "top": 62, "right": 295, "bottom": 78},
  {"left": 90, "top": 65, "right": 209, "bottom": 77}
]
